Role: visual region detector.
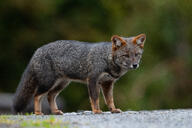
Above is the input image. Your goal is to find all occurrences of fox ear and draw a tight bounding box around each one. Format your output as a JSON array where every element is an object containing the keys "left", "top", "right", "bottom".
[
  {"left": 132, "top": 34, "right": 146, "bottom": 48},
  {"left": 111, "top": 35, "right": 126, "bottom": 51}
]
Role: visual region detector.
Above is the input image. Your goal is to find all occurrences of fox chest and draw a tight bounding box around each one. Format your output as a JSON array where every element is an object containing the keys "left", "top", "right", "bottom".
[{"left": 97, "top": 72, "right": 116, "bottom": 85}]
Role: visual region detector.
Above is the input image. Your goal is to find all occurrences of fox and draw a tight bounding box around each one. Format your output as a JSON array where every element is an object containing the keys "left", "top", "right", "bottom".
[{"left": 12, "top": 34, "right": 146, "bottom": 115}]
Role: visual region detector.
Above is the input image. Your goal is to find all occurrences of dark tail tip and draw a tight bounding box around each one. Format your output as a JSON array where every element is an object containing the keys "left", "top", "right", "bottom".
[{"left": 12, "top": 97, "right": 26, "bottom": 114}]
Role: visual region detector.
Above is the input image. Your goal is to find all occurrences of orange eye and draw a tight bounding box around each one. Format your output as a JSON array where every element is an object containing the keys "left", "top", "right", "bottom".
[{"left": 123, "top": 54, "right": 129, "bottom": 58}]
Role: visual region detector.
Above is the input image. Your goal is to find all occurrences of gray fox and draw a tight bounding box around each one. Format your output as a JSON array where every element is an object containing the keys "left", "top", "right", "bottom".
[{"left": 12, "top": 34, "right": 146, "bottom": 115}]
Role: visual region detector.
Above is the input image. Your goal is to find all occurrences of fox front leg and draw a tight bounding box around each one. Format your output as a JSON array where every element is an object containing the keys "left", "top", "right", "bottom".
[
  {"left": 101, "top": 81, "right": 122, "bottom": 113},
  {"left": 87, "top": 77, "right": 102, "bottom": 114}
]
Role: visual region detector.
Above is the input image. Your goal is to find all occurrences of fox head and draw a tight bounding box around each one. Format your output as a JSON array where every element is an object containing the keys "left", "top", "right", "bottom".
[{"left": 111, "top": 34, "right": 146, "bottom": 70}]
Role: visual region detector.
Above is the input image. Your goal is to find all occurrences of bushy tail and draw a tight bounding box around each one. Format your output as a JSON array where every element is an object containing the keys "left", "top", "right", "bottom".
[{"left": 12, "top": 65, "right": 37, "bottom": 114}]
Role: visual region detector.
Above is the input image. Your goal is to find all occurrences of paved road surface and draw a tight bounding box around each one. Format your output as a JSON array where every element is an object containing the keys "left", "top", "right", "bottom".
[{"left": 1, "top": 109, "right": 192, "bottom": 128}]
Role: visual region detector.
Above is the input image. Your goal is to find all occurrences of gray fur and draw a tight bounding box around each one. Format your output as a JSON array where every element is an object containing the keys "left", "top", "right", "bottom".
[{"left": 13, "top": 35, "right": 146, "bottom": 113}]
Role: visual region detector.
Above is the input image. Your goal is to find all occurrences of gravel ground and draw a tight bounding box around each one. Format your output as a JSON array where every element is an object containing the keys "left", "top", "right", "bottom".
[{"left": 1, "top": 109, "right": 192, "bottom": 128}]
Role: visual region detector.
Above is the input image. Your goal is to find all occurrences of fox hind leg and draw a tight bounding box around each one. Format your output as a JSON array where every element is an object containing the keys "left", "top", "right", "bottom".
[
  {"left": 47, "top": 79, "right": 70, "bottom": 115},
  {"left": 34, "top": 93, "right": 45, "bottom": 115},
  {"left": 34, "top": 83, "right": 55, "bottom": 115}
]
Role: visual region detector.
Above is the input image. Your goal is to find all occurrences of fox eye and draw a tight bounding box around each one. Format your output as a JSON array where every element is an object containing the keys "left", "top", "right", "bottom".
[{"left": 123, "top": 54, "right": 130, "bottom": 58}]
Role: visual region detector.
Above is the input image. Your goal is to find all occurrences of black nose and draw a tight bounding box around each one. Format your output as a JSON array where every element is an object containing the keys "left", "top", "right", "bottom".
[{"left": 133, "top": 64, "right": 138, "bottom": 69}]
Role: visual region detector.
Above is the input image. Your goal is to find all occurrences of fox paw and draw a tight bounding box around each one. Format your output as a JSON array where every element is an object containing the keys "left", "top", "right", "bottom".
[
  {"left": 93, "top": 110, "right": 103, "bottom": 114},
  {"left": 111, "top": 108, "right": 122, "bottom": 113},
  {"left": 35, "top": 111, "right": 44, "bottom": 115},
  {"left": 52, "top": 110, "right": 64, "bottom": 115}
]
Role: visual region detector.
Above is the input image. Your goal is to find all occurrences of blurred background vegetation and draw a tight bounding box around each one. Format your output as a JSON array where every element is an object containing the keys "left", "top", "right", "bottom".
[{"left": 0, "top": 0, "right": 192, "bottom": 112}]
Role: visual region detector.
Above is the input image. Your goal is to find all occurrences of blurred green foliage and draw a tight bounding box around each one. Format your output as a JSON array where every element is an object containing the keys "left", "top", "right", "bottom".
[{"left": 0, "top": 0, "right": 192, "bottom": 112}]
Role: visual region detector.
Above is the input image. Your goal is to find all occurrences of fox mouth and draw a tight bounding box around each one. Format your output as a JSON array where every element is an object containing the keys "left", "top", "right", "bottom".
[
  {"left": 122, "top": 62, "right": 139, "bottom": 69},
  {"left": 123, "top": 62, "right": 139, "bottom": 69},
  {"left": 122, "top": 62, "right": 132, "bottom": 69}
]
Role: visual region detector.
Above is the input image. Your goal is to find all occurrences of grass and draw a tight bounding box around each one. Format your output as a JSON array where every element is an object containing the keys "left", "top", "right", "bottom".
[{"left": 0, "top": 115, "right": 70, "bottom": 128}]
